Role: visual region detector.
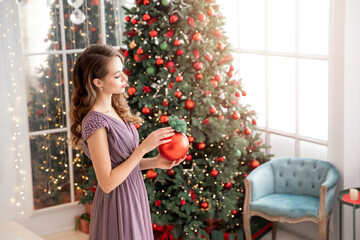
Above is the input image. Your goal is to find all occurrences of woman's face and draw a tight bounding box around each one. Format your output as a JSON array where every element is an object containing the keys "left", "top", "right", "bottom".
[{"left": 102, "top": 56, "right": 128, "bottom": 94}]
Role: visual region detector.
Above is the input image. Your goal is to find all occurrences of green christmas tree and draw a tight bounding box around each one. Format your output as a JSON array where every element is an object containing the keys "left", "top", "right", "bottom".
[{"left": 122, "top": 0, "right": 272, "bottom": 238}]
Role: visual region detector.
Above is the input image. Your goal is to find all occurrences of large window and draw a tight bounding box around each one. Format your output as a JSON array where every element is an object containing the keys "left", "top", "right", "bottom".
[
  {"left": 220, "top": 0, "right": 329, "bottom": 160},
  {"left": 18, "top": 0, "right": 133, "bottom": 210}
]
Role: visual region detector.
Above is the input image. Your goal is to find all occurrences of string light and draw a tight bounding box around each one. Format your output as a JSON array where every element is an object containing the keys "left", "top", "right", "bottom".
[{"left": 2, "top": 1, "right": 27, "bottom": 216}]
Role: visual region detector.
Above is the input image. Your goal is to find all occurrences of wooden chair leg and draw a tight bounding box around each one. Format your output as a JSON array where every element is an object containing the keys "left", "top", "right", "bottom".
[
  {"left": 319, "top": 218, "right": 327, "bottom": 240},
  {"left": 243, "top": 212, "right": 252, "bottom": 240},
  {"left": 272, "top": 221, "right": 277, "bottom": 240}
]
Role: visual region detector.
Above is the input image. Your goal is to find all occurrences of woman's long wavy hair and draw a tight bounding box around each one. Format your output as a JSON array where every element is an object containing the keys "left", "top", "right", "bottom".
[{"left": 69, "top": 44, "right": 143, "bottom": 150}]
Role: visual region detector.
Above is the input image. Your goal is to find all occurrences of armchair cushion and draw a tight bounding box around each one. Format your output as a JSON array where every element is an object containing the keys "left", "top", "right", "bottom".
[{"left": 250, "top": 193, "right": 320, "bottom": 218}]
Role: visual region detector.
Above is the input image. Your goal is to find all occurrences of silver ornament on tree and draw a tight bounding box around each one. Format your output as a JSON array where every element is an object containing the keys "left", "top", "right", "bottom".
[{"left": 68, "top": 0, "right": 86, "bottom": 25}]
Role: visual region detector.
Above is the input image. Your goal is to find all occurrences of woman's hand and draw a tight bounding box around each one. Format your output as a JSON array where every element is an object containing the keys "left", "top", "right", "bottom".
[
  {"left": 139, "top": 127, "right": 175, "bottom": 155},
  {"left": 155, "top": 153, "right": 187, "bottom": 170}
]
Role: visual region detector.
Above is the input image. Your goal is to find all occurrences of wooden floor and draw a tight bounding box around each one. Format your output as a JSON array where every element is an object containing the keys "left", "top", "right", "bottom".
[{"left": 42, "top": 228, "right": 309, "bottom": 240}]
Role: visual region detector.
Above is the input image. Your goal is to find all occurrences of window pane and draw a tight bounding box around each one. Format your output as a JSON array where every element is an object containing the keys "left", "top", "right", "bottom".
[
  {"left": 298, "top": 59, "right": 328, "bottom": 140},
  {"left": 299, "top": 141, "right": 327, "bottom": 160},
  {"left": 268, "top": 0, "right": 296, "bottom": 52},
  {"left": 73, "top": 149, "right": 92, "bottom": 201},
  {"left": 18, "top": 0, "right": 62, "bottom": 53},
  {"left": 105, "top": 0, "right": 135, "bottom": 47},
  {"left": 63, "top": 0, "right": 102, "bottom": 49},
  {"left": 268, "top": 56, "right": 295, "bottom": 132},
  {"left": 219, "top": 0, "right": 239, "bottom": 49},
  {"left": 239, "top": 54, "right": 266, "bottom": 127},
  {"left": 25, "top": 54, "right": 67, "bottom": 132},
  {"left": 269, "top": 134, "right": 295, "bottom": 158},
  {"left": 67, "top": 53, "right": 80, "bottom": 98},
  {"left": 31, "top": 132, "right": 70, "bottom": 210},
  {"left": 239, "top": 0, "right": 265, "bottom": 50},
  {"left": 298, "top": 0, "right": 329, "bottom": 55}
]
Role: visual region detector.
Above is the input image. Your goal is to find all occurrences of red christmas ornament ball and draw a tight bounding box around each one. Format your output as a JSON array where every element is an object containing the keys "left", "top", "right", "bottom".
[
  {"left": 206, "top": 54, "right": 213, "bottom": 61},
  {"left": 163, "top": 100, "right": 168, "bottom": 106},
  {"left": 211, "top": 169, "right": 218, "bottom": 177},
  {"left": 203, "top": 118, "right": 209, "bottom": 124},
  {"left": 131, "top": 19, "right": 138, "bottom": 24},
  {"left": 193, "top": 61, "right": 203, "bottom": 71},
  {"left": 143, "top": 14, "right": 151, "bottom": 21},
  {"left": 176, "top": 75, "right": 183, "bottom": 82},
  {"left": 185, "top": 154, "right": 192, "bottom": 162},
  {"left": 197, "top": 142, "right": 206, "bottom": 150},
  {"left": 156, "top": 58, "right": 164, "bottom": 65},
  {"left": 175, "top": 91, "right": 182, "bottom": 98},
  {"left": 166, "top": 61, "right": 175, "bottom": 69},
  {"left": 252, "top": 119, "right": 257, "bottom": 125},
  {"left": 142, "top": 107, "right": 150, "bottom": 114},
  {"left": 125, "top": 16, "right": 131, "bottom": 22},
  {"left": 128, "top": 86, "right": 136, "bottom": 96},
  {"left": 250, "top": 159, "right": 260, "bottom": 170},
  {"left": 147, "top": 169, "right": 158, "bottom": 179},
  {"left": 215, "top": 74, "right": 222, "bottom": 82},
  {"left": 137, "top": 48, "right": 144, "bottom": 55},
  {"left": 244, "top": 127, "right": 251, "bottom": 135},
  {"left": 198, "top": 13, "right": 206, "bottom": 22},
  {"left": 165, "top": 168, "right": 175, "bottom": 176},
  {"left": 201, "top": 202, "right": 208, "bottom": 209},
  {"left": 176, "top": 49, "right": 184, "bottom": 55},
  {"left": 185, "top": 99, "right": 195, "bottom": 110},
  {"left": 155, "top": 200, "right": 161, "bottom": 207},
  {"left": 232, "top": 112, "right": 240, "bottom": 120},
  {"left": 196, "top": 73, "right": 203, "bottom": 80},
  {"left": 209, "top": 107, "right": 217, "bottom": 114},
  {"left": 174, "top": 39, "right": 181, "bottom": 46},
  {"left": 188, "top": 136, "right": 194, "bottom": 143},
  {"left": 170, "top": 15, "right": 179, "bottom": 23},
  {"left": 157, "top": 132, "right": 189, "bottom": 161},
  {"left": 224, "top": 182, "right": 232, "bottom": 189},
  {"left": 192, "top": 32, "right": 202, "bottom": 41},
  {"left": 160, "top": 115, "right": 169, "bottom": 124},
  {"left": 149, "top": 30, "right": 158, "bottom": 37}
]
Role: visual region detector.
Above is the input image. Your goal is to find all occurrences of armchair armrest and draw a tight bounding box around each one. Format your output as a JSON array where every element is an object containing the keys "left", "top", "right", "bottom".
[
  {"left": 247, "top": 162, "right": 274, "bottom": 201},
  {"left": 321, "top": 167, "right": 340, "bottom": 190}
]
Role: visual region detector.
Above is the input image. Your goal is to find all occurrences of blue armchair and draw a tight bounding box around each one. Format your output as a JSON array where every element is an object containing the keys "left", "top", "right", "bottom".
[{"left": 243, "top": 157, "right": 339, "bottom": 240}]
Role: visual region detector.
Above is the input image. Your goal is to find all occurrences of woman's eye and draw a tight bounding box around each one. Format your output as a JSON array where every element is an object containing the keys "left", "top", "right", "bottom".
[{"left": 115, "top": 76, "right": 120, "bottom": 79}]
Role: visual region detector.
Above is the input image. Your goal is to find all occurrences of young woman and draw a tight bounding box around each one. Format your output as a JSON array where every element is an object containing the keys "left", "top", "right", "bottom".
[{"left": 69, "top": 44, "right": 186, "bottom": 239}]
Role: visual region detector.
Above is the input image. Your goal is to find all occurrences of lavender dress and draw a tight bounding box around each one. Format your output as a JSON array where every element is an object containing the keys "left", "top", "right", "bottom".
[{"left": 82, "top": 111, "right": 154, "bottom": 240}]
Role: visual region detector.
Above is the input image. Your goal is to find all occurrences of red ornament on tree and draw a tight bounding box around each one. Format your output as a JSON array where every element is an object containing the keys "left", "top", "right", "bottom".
[
  {"left": 193, "top": 62, "right": 203, "bottom": 71},
  {"left": 203, "top": 118, "right": 209, "bottom": 124},
  {"left": 175, "top": 91, "right": 182, "bottom": 98},
  {"left": 185, "top": 99, "right": 195, "bottom": 110},
  {"left": 170, "top": 15, "right": 179, "bottom": 23},
  {"left": 250, "top": 159, "right": 260, "bottom": 170},
  {"left": 187, "top": 17, "right": 194, "bottom": 27},
  {"left": 176, "top": 75, "right": 183, "bottom": 82},
  {"left": 131, "top": 19, "right": 138, "bottom": 25},
  {"left": 216, "top": 156, "right": 225, "bottom": 162},
  {"left": 166, "top": 61, "right": 174, "bottom": 70},
  {"left": 235, "top": 91, "right": 241, "bottom": 97},
  {"left": 165, "top": 168, "right": 175, "bottom": 176},
  {"left": 163, "top": 100, "right": 168, "bottom": 106},
  {"left": 160, "top": 115, "right": 169, "bottom": 124},
  {"left": 185, "top": 154, "right": 192, "bottom": 162},
  {"left": 242, "top": 91, "right": 247, "bottom": 96},
  {"left": 125, "top": 16, "right": 131, "bottom": 22},
  {"left": 214, "top": 74, "right": 222, "bottom": 82},
  {"left": 142, "top": 107, "right": 150, "bottom": 114},
  {"left": 244, "top": 127, "right": 251, "bottom": 135},
  {"left": 224, "top": 182, "right": 232, "bottom": 189},
  {"left": 158, "top": 132, "right": 189, "bottom": 161},
  {"left": 174, "top": 39, "right": 181, "bottom": 46},
  {"left": 232, "top": 112, "right": 240, "bottom": 120},
  {"left": 128, "top": 87, "right": 136, "bottom": 96},
  {"left": 188, "top": 136, "right": 194, "bottom": 143},
  {"left": 149, "top": 30, "right": 158, "bottom": 37},
  {"left": 192, "top": 32, "right": 202, "bottom": 41},
  {"left": 198, "top": 13, "right": 206, "bottom": 22},
  {"left": 143, "top": 13, "right": 151, "bottom": 21},
  {"left": 147, "top": 169, "right": 158, "bottom": 179},
  {"left": 211, "top": 169, "right": 218, "bottom": 177},
  {"left": 201, "top": 202, "right": 209, "bottom": 209},
  {"left": 208, "top": 8, "right": 214, "bottom": 16},
  {"left": 193, "top": 50, "right": 200, "bottom": 59},
  {"left": 252, "top": 119, "right": 257, "bottom": 125},
  {"left": 176, "top": 49, "right": 184, "bottom": 55},
  {"left": 196, "top": 73, "right": 203, "bottom": 80},
  {"left": 137, "top": 48, "right": 144, "bottom": 55},
  {"left": 218, "top": 42, "right": 224, "bottom": 50},
  {"left": 155, "top": 200, "right": 161, "bottom": 207},
  {"left": 209, "top": 107, "right": 217, "bottom": 114},
  {"left": 156, "top": 58, "right": 164, "bottom": 65},
  {"left": 206, "top": 54, "right": 213, "bottom": 62},
  {"left": 197, "top": 142, "right": 206, "bottom": 150},
  {"left": 180, "top": 199, "right": 186, "bottom": 206}
]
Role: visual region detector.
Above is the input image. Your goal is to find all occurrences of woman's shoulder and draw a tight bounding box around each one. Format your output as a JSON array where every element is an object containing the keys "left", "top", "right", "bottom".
[{"left": 82, "top": 111, "right": 111, "bottom": 142}]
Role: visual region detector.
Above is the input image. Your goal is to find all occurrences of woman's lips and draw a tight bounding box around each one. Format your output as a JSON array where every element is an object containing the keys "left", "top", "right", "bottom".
[{"left": 122, "top": 84, "right": 126, "bottom": 88}]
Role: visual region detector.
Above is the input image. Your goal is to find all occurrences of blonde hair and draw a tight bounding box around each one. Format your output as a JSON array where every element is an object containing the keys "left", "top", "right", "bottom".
[{"left": 69, "top": 44, "right": 142, "bottom": 150}]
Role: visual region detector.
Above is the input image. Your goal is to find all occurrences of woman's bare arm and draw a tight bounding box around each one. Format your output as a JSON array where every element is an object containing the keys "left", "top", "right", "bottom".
[
  {"left": 87, "top": 127, "right": 145, "bottom": 194},
  {"left": 139, "top": 157, "right": 158, "bottom": 170}
]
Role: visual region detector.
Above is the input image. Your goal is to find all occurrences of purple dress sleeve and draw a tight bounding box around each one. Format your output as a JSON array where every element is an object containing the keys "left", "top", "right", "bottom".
[{"left": 82, "top": 113, "right": 111, "bottom": 142}]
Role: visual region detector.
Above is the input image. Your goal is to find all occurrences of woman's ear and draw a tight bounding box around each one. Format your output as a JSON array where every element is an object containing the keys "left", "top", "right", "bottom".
[{"left": 93, "top": 78, "right": 102, "bottom": 88}]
